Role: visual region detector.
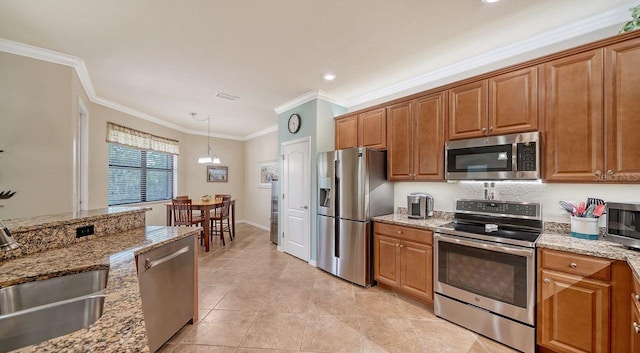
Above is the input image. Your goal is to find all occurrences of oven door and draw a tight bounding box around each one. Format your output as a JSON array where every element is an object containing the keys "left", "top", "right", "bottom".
[{"left": 434, "top": 232, "right": 535, "bottom": 325}]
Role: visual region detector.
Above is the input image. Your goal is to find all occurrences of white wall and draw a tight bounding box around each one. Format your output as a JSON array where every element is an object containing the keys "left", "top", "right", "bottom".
[
  {"left": 394, "top": 182, "right": 640, "bottom": 226},
  {"left": 0, "top": 52, "right": 74, "bottom": 219},
  {"left": 243, "top": 131, "right": 278, "bottom": 229}
]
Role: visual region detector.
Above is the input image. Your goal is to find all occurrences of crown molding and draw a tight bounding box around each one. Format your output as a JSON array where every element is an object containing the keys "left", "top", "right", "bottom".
[
  {"left": 273, "top": 89, "right": 348, "bottom": 114},
  {"left": 348, "top": 2, "right": 633, "bottom": 107}
]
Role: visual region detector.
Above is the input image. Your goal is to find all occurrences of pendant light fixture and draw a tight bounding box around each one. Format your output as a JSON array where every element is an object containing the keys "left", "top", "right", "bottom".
[{"left": 192, "top": 112, "right": 221, "bottom": 164}]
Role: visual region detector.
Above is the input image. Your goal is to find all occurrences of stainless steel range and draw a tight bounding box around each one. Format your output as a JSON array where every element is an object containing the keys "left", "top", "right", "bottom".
[{"left": 434, "top": 199, "right": 542, "bottom": 353}]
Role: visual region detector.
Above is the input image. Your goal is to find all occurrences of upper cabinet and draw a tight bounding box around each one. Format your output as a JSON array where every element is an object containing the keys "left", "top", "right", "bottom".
[
  {"left": 543, "top": 42, "right": 640, "bottom": 183},
  {"left": 334, "top": 108, "right": 386, "bottom": 150},
  {"left": 386, "top": 92, "right": 446, "bottom": 181},
  {"left": 542, "top": 49, "right": 604, "bottom": 182},
  {"left": 335, "top": 114, "right": 358, "bottom": 150},
  {"left": 448, "top": 67, "right": 538, "bottom": 140},
  {"left": 604, "top": 37, "right": 640, "bottom": 181}
]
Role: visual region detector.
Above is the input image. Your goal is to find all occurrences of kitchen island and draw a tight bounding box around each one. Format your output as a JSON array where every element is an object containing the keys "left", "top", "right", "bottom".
[{"left": 0, "top": 209, "right": 200, "bottom": 353}]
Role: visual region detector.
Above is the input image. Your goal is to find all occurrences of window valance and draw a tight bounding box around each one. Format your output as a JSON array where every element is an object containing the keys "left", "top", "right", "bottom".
[{"left": 106, "top": 122, "right": 179, "bottom": 155}]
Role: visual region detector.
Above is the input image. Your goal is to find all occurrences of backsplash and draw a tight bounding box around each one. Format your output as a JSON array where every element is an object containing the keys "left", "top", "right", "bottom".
[
  {"left": 395, "top": 182, "right": 640, "bottom": 224},
  {"left": 0, "top": 207, "right": 148, "bottom": 262}
]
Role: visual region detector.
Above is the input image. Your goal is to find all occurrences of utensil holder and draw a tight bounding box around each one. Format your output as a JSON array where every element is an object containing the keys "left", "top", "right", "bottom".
[{"left": 570, "top": 216, "right": 599, "bottom": 240}]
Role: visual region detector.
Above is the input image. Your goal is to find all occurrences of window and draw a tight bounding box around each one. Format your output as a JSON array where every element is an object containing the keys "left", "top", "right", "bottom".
[
  {"left": 108, "top": 144, "right": 175, "bottom": 205},
  {"left": 106, "top": 122, "right": 179, "bottom": 206}
]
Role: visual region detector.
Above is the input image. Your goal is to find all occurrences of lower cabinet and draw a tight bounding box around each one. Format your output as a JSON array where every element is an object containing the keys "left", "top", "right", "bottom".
[
  {"left": 631, "top": 276, "right": 640, "bottom": 352},
  {"left": 537, "top": 248, "right": 632, "bottom": 353},
  {"left": 373, "top": 222, "right": 433, "bottom": 302}
]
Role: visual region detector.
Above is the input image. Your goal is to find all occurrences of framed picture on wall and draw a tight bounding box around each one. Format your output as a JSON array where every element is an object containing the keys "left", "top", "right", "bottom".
[
  {"left": 207, "top": 166, "right": 228, "bottom": 182},
  {"left": 258, "top": 161, "right": 278, "bottom": 188}
]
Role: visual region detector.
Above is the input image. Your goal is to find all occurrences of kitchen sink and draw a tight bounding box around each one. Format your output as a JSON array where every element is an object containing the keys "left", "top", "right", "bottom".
[{"left": 0, "top": 269, "right": 109, "bottom": 352}]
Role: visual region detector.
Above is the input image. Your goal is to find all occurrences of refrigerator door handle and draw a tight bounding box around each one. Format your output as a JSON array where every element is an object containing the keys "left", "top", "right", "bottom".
[{"left": 334, "top": 159, "right": 340, "bottom": 258}]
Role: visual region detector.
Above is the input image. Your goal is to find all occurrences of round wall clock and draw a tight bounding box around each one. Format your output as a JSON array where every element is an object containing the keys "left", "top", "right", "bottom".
[{"left": 288, "top": 113, "right": 301, "bottom": 134}]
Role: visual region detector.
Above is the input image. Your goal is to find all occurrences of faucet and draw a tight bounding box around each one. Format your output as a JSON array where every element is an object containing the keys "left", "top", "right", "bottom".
[{"left": 0, "top": 219, "right": 20, "bottom": 251}]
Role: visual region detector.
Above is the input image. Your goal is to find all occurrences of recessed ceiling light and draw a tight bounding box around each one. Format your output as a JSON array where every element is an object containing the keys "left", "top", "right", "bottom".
[
  {"left": 482, "top": 0, "right": 500, "bottom": 3},
  {"left": 323, "top": 73, "right": 336, "bottom": 81}
]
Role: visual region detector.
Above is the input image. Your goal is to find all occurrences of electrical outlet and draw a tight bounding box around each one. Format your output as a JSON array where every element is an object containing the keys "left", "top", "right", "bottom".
[{"left": 76, "top": 225, "right": 95, "bottom": 238}]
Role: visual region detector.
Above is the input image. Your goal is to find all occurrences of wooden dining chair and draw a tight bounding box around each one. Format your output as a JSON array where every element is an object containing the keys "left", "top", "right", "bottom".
[
  {"left": 210, "top": 199, "right": 232, "bottom": 245},
  {"left": 172, "top": 198, "right": 205, "bottom": 243}
]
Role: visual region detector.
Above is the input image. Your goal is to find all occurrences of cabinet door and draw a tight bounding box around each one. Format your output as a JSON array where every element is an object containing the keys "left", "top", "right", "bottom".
[
  {"left": 358, "top": 108, "right": 387, "bottom": 149},
  {"left": 632, "top": 299, "right": 640, "bottom": 353},
  {"left": 605, "top": 38, "right": 640, "bottom": 181},
  {"left": 414, "top": 92, "right": 446, "bottom": 180},
  {"left": 542, "top": 49, "right": 604, "bottom": 182},
  {"left": 374, "top": 234, "right": 400, "bottom": 287},
  {"left": 335, "top": 115, "right": 358, "bottom": 150},
  {"left": 386, "top": 101, "right": 414, "bottom": 180},
  {"left": 489, "top": 66, "right": 538, "bottom": 135},
  {"left": 538, "top": 269, "right": 610, "bottom": 353},
  {"left": 448, "top": 80, "right": 488, "bottom": 140},
  {"left": 399, "top": 240, "right": 433, "bottom": 302}
]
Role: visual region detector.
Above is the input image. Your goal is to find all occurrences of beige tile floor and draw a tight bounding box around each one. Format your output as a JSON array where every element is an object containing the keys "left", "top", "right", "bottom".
[{"left": 159, "top": 224, "right": 517, "bottom": 353}]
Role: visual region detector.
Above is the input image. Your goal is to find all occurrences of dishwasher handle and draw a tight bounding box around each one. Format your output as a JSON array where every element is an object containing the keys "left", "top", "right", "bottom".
[{"left": 144, "top": 246, "right": 190, "bottom": 270}]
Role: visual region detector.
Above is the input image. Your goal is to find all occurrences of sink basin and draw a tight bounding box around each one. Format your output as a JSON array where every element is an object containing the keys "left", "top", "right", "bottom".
[{"left": 0, "top": 269, "right": 108, "bottom": 352}]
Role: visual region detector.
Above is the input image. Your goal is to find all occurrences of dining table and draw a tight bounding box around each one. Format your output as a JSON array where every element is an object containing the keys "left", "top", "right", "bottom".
[{"left": 165, "top": 198, "right": 235, "bottom": 252}]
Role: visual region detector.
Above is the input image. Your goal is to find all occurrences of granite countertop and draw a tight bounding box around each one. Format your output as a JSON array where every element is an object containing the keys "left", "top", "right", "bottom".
[
  {"left": 376, "top": 212, "right": 640, "bottom": 283},
  {"left": 0, "top": 225, "right": 200, "bottom": 353},
  {"left": 372, "top": 213, "right": 454, "bottom": 231},
  {"left": 3, "top": 206, "right": 151, "bottom": 233}
]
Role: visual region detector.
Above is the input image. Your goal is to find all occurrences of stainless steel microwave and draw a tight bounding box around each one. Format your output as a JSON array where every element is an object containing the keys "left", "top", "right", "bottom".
[
  {"left": 445, "top": 132, "right": 540, "bottom": 181},
  {"left": 606, "top": 202, "right": 640, "bottom": 250}
]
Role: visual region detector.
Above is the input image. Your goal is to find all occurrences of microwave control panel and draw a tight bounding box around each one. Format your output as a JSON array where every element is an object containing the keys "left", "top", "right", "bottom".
[{"left": 516, "top": 142, "right": 537, "bottom": 171}]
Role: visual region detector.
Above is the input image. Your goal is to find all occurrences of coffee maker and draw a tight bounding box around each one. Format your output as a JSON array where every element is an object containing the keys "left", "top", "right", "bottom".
[{"left": 407, "top": 193, "right": 434, "bottom": 219}]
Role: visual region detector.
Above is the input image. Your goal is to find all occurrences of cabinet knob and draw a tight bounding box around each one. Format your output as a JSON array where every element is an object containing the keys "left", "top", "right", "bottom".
[
  {"left": 481, "top": 128, "right": 487, "bottom": 132},
  {"left": 595, "top": 170, "right": 602, "bottom": 176},
  {"left": 396, "top": 243, "right": 399, "bottom": 247},
  {"left": 635, "top": 294, "right": 640, "bottom": 301},
  {"left": 397, "top": 230, "right": 402, "bottom": 234},
  {"left": 400, "top": 244, "right": 404, "bottom": 248},
  {"left": 570, "top": 262, "right": 577, "bottom": 268},
  {"left": 489, "top": 126, "right": 493, "bottom": 131},
  {"left": 634, "top": 322, "right": 640, "bottom": 334},
  {"left": 543, "top": 279, "right": 550, "bottom": 284},
  {"left": 607, "top": 170, "right": 614, "bottom": 176}
]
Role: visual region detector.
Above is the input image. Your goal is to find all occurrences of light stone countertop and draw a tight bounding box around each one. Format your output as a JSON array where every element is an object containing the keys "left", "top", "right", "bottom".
[
  {"left": 375, "top": 212, "right": 640, "bottom": 283},
  {"left": 0, "top": 225, "right": 200, "bottom": 353}
]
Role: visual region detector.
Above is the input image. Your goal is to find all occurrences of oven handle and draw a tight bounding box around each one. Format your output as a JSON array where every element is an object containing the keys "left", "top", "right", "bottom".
[{"left": 434, "top": 232, "right": 534, "bottom": 257}]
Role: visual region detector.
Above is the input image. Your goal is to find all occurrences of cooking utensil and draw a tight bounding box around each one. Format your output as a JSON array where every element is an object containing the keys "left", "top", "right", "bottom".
[
  {"left": 585, "top": 204, "right": 596, "bottom": 218},
  {"left": 593, "top": 204, "right": 606, "bottom": 218},
  {"left": 576, "top": 202, "right": 586, "bottom": 217},
  {"left": 587, "top": 197, "right": 605, "bottom": 207},
  {"left": 559, "top": 201, "right": 574, "bottom": 214}
]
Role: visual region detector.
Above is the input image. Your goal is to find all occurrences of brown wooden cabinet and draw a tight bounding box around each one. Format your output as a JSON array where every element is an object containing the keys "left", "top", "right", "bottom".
[
  {"left": 448, "top": 67, "right": 537, "bottom": 140},
  {"left": 542, "top": 49, "right": 604, "bottom": 182},
  {"left": 632, "top": 298, "right": 640, "bottom": 353},
  {"left": 334, "top": 108, "right": 386, "bottom": 150},
  {"left": 335, "top": 114, "right": 358, "bottom": 150},
  {"left": 604, "top": 37, "right": 640, "bottom": 181},
  {"left": 373, "top": 222, "right": 433, "bottom": 302},
  {"left": 537, "top": 249, "right": 632, "bottom": 353},
  {"left": 386, "top": 92, "right": 446, "bottom": 181},
  {"left": 358, "top": 108, "right": 386, "bottom": 149}
]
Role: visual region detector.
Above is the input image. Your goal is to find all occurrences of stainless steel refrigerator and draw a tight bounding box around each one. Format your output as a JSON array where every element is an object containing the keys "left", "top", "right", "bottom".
[{"left": 317, "top": 147, "right": 393, "bottom": 287}]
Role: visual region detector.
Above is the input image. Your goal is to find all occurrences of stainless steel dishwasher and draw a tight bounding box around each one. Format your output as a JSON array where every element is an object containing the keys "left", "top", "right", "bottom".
[{"left": 137, "top": 235, "right": 194, "bottom": 352}]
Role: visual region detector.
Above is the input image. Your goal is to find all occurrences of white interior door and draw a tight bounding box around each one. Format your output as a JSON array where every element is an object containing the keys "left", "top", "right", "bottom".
[{"left": 281, "top": 138, "right": 310, "bottom": 261}]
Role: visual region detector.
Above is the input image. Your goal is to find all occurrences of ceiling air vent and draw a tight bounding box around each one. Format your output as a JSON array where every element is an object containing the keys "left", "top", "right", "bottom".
[{"left": 216, "top": 92, "right": 240, "bottom": 101}]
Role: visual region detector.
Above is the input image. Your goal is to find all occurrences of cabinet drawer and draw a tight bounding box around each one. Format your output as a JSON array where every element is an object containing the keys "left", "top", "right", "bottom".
[
  {"left": 541, "top": 249, "right": 611, "bottom": 281},
  {"left": 374, "top": 222, "right": 433, "bottom": 244}
]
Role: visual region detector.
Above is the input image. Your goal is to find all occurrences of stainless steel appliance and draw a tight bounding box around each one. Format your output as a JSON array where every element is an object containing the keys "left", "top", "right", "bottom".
[
  {"left": 317, "top": 147, "right": 393, "bottom": 287},
  {"left": 606, "top": 202, "right": 640, "bottom": 250},
  {"left": 138, "top": 235, "right": 194, "bottom": 352},
  {"left": 434, "top": 199, "right": 542, "bottom": 353},
  {"left": 270, "top": 179, "right": 279, "bottom": 244},
  {"left": 445, "top": 131, "right": 540, "bottom": 181},
  {"left": 407, "top": 192, "right": 433, "bottom": 219}
]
